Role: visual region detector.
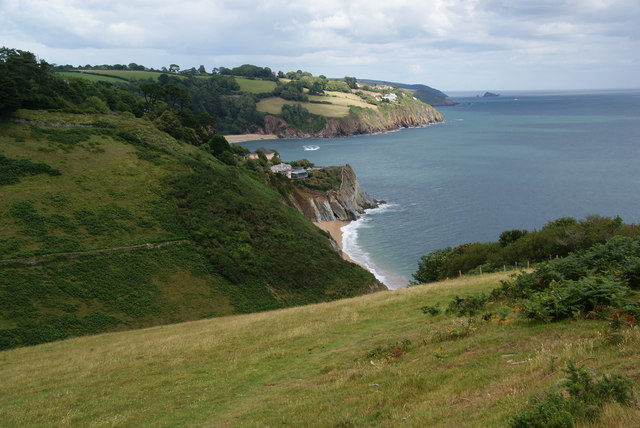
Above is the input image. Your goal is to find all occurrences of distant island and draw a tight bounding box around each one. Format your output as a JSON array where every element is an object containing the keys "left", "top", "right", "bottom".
[{"left": 480, "top": 91, "right": 500, "bottom": 97}]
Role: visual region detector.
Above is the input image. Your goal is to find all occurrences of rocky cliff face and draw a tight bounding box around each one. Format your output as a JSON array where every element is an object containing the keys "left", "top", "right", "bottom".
[
  {"left": 263, "top": 98, "right": 443, "bottom": 139},
  {"left": 288, "top": 165, "right": 378, "bottom": 222}
]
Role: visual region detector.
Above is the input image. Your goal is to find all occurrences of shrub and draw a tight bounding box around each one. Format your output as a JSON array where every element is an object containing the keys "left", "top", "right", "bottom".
[
  {"left": 0, "top": 154, "right": 61, "bottom": 185},
  {"left": 510, "top": 363, "right": 634, "bottom": 428},
  {"left": 420, "top": 304, "right": 441, "bottom": 316},
  {"left": 446, "top": 294, "right": 488, "bottom": 317},
  {"left": 520, "top": 276, "right": 633, "bottom": 323},
  {"left": 366, "top": 339, "right": 411, "bottom": 361}
]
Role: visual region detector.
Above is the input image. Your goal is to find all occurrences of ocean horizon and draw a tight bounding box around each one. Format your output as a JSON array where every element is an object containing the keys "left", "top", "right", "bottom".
[{"left": 241, "top": 89, "right": 640, "bottom": 288}]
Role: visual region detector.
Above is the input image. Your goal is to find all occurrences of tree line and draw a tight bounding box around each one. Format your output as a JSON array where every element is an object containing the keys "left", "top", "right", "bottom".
[{"left": 412, "top": 216, "right": 639, "bottom": 284}]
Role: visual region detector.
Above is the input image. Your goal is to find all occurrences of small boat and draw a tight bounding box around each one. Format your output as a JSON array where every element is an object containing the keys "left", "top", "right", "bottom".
[{"left": 303, "top": 145, "right": 320, "bottom": 151}]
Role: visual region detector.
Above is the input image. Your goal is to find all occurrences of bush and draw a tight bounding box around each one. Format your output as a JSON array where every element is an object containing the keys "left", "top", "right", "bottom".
[
  {"left": 413, "top": 216, "right": 638, "bottom": 283},
  {"left": 520, "top": 276, "right": 633, "bottom": 323},
  {"left": 0, "top": 155, "right": 60, "bottom": 185},
  {"left": 511, "top": 363, "right": 634, "bottom": 428},
  {"left": 446, "top": 294, "right": 488, "bottom": 317}
]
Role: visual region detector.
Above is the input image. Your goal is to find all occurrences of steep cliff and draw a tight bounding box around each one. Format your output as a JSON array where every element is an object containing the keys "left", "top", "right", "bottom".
[
  {"left": 288, "top": 165, "right": 378, "bottom": 222},
  {"left": 264, "top": 96, "right": 443, "bottom": 139}
]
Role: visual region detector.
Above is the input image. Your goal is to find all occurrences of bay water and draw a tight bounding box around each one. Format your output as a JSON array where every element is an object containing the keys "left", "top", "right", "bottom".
[{"left": 241, "top": 90, "right": 640, "bottom": 288}]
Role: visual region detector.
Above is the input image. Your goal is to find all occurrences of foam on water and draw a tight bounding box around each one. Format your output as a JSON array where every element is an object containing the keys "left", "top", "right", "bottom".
[{"left": 341, "top": 204, "right": 410, "bottom": 289}]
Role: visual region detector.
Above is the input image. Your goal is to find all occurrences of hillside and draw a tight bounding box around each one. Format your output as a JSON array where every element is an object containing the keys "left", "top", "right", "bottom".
[
  {"left": 358, "top": 79, "right": 457, "bottom": 106},
  {"left": 53, "top": 67, "right": 444, "bottom": 137},
  {"left": 1, "top": 271, "right": 638, "bottom": 427},
  {"left": 0, "top": 110, "right": 380, "bottom": 350}
]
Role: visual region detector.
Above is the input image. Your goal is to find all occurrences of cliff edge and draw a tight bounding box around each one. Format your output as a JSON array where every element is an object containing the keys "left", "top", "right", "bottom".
[
  {"left": 288, "top": 165, "right": 378, "bottom": 222},
  {"left": 264, "top": 96, "right": 443, "bottom": 139}
]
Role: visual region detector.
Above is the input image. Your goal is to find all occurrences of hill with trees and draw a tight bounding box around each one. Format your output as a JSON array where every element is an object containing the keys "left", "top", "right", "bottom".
[{"left": 0, "top": 48, "right": 381, "bottom": 350}]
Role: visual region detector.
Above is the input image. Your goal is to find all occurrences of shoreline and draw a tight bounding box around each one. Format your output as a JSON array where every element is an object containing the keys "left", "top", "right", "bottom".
[
  {"left": 313, "top": 220, "right": 361, "bottom": 266},
  {"left": 224, "top": 134, "right": 278, "bottom": 144},
  {"left": 225, "top": 118, "right": 443, "bottom": 144}
]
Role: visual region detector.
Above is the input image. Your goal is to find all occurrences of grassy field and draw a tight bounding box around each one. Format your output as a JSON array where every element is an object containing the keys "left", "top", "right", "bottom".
[
  {"left": 56, "top": 72, "right": 128, "bottom": 84},
  {"left": 0, "top": 110, "right": 377, "bottom": 350},
  {"left": 312, "top": 90, "right": 379, "bottom": 110},
  {"left": 257, "top": 97, "right": 351, "bottom": 117},
  {"left": 74, "top": 70, "right": 167, "bottom": 80},
  {"left": 1, "top": 271, "right": 637, "bottom": 427},
  {"left": 234, "top": 77, "right": 277, "bottom": 93}
]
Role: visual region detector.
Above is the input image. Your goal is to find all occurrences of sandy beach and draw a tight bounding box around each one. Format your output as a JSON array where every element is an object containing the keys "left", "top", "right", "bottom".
[
  {"left": 224, "top": 134, "right": 278, "bottom": 144},
  {"left": 313, "top": 220, "right": 360, "bottom": 265}
]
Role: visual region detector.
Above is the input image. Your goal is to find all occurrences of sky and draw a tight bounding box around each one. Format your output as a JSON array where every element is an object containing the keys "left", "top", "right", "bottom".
[{"left": 2, "top": 0, "right": 639, "bottom": 91}]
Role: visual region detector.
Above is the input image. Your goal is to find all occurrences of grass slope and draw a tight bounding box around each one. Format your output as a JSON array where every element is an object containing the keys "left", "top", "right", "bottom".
[
  {"left": 257, "top": 97, "right": 352, "bottom": 117},
  {"left": 234, "top": 77, "right": 277, "bottom": 94},
  {"left": 0, "top": 111, "right": 377, "bottom": 349},
  {"left": 1, "top": 271, "right": 637, "bottom": 427}
]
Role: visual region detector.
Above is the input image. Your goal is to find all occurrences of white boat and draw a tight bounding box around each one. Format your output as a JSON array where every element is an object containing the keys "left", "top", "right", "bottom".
[{"left": 303, "top": 145, "right": 320, "bottom": 151}]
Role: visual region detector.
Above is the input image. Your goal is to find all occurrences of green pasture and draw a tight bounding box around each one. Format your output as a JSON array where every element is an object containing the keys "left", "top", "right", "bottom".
[
  {"left": 234, "top": 77, "right": 277, "bottom": 93},
  {"left": 257, "top": 97, "right": 351, "bottom": 117},
  {"left": 56, "top": 72, "right": 127, "bottom": 84}
]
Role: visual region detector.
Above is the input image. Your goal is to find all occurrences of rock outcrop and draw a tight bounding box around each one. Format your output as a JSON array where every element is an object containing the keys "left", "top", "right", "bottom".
[{"left": 288, "top": 165, "right": 378, "bottom": 222}]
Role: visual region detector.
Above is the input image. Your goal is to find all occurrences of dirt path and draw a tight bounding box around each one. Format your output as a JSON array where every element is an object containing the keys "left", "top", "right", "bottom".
[{"left": 0, "top": 240, "right": 191, "bottom": 266}]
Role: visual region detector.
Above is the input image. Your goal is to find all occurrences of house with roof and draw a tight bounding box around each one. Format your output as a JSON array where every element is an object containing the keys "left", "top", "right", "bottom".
[{"left": 270, "top": 163, "right": 292, "bottom": 177}]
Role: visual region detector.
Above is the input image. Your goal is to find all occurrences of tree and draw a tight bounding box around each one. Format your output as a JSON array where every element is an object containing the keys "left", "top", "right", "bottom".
[
  {"left": 139, "top": 82, "right": 164, "bottom": 111},
  {"left": 206, "top": 134, "right": 231, "bottom": 157},
  {"left": 344, "top": 76, "right": 358, "bottom": 89},
  {"left": 412, "top": 247, "right": 456, "bottom": 284},
  {"left": 198, "top": 65, "right": 207, "bottom": 75},
  {"left": 499, "top": 229, "right": 529, "bottom": 247},
  {"left": 308, "top": 80, "right": 326, "bottom": 95},
  {"left": 169, "top": 64, "right": 180, "bottom": 73},
  {"left": 164, "top": 83, "right": 189, "bottom": 109},
  {"left": 158, "top": 73, "right": 169, "bottom": 86}
]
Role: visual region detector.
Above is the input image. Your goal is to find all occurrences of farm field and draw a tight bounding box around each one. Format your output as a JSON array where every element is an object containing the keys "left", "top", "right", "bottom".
[
  {"left": 56, "top": 72, "right": 128, "bottom": 84},
  {"left": 309, "top": 90, "right": 378, "bottom": 110},
  {"left": 257, "top": 97, "right": 352, "bottom": 117},
  {"left": 75, "top": 69, "right": 166, "bottom": 80},
  {"left": 235, "top": 77, "right": 277, "bottom": 93}
]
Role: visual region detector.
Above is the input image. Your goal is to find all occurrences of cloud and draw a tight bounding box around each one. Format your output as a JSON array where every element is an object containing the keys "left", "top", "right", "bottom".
[{"left": 1, "top": 0, "right": 639, "bottom": 89}]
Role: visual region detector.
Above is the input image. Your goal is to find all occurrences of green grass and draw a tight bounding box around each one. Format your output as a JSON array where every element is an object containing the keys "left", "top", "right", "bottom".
[
  {"left": 257, "top": 97, "right": 351, "bottom": 117},
  {"left": 56, "top": 72, "right": 128, "bottom": 84},
  {"left": 0, "top": 111, "right": 378, "bottom": 349},
  {"left": 1, "top": 272, "right": 637, "bottom": 427},
  {"left": 234, "top": 77, "right": 277, "bottom": 93},
  {"left": 74, "top": 70, "right": 168, "bottom": 80}
]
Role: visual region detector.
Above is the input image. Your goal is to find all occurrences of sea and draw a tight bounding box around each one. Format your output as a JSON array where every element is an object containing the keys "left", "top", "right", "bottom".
[{"left": 241, "top": 90, "right": 640, "bottom": 289}]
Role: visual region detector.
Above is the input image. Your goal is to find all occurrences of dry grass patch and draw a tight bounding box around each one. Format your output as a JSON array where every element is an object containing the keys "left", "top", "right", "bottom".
[{"left": 256, "top": 97, "right": 351, "bottom": 117}]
